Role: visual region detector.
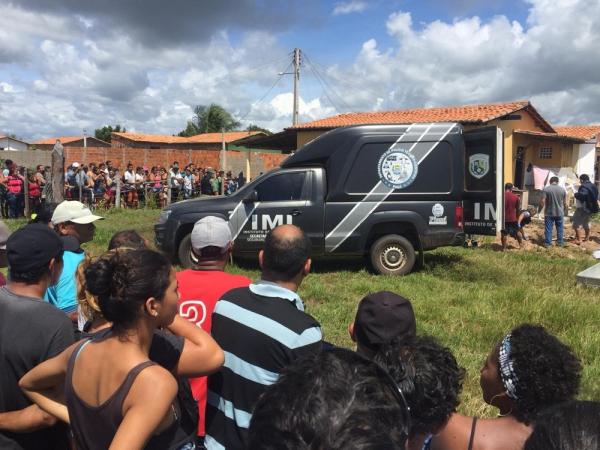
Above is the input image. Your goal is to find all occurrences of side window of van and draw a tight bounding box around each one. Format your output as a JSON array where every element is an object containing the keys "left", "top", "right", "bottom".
[{"left": 256, "top": 172, "right": 306, "bottom": 201}]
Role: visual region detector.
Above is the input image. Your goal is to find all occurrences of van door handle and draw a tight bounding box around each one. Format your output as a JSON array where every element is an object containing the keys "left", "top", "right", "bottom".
[{"left": 291, "top": 209, "right": 302, "bottom": 216}]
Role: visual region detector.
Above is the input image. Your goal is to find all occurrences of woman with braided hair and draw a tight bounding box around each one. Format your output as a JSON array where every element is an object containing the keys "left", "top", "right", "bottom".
[
  {"left": 430, "top": 324, "right": 581, "bottom": 450},
  {"left": 20, "top": 248, "right": 223, "bottom": 450}
]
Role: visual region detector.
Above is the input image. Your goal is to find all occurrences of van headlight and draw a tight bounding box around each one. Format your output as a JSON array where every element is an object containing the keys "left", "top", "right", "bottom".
[{"left": 157, "top": 209, "right": 172, "bottom": 224}]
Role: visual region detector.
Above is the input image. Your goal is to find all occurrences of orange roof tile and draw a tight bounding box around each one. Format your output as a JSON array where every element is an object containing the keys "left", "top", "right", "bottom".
[
  {"left": 513, "top": 129, "right": 586, "bottom": 143},
  {"left": 186, "top": 131, "right": 263, "bottom": 143},
  {"left": 112, "top": 131, "right": 262, "bottom": 145},
  {"left": 553, "top": 125, "right": 600, "bottom": 141},
  {"left": 290, "top": 101, "right": 554, "bottom": 132},
  {"left": 33, "top": 136, "right": 86, "bottom": 145}
]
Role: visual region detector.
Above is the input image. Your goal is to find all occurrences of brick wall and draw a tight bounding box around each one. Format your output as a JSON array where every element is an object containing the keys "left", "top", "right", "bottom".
[
  {"left": 1, "top": 147, "right": 288, "bottom": 177},
  {"left": 61, "top": 147, "right": 287, "bottom": 175}
]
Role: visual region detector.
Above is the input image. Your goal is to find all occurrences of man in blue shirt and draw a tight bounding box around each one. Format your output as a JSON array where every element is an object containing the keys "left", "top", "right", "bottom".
[{"left": 45, "top": 201, "right": 103, "bottom": 328}]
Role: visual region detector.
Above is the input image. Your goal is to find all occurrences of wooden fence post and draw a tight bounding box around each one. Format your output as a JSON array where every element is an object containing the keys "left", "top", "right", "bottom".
[
  {"left": 51, "top": 140, "right": 64, "bottom": 203},
  {"left": 24, "top": 168, "right": 29, "bottom": 217},
  {"left": 166, "top": 172, "right": 172, "bottom": 206},
  {"left": 115, "top": 171, "right": 121, "bottom": 209}
]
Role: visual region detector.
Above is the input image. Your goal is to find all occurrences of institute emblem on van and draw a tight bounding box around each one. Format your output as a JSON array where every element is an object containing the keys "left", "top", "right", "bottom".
[
  {"left": 469, "top": 153, "right": 490, "bottom": 179},
  {"left": 378, "top": 148, "right": 418, "bottom": 189}
]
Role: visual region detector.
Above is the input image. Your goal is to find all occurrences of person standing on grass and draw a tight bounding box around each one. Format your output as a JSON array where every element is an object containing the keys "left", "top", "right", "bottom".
[
  {"left": 177, "top": 217, "right": 251, "bottom": 446},
  {"left": 0, "top": 224, "right": 73, "bottom": 450},
  {"left": 429, "top": 324, "right": 581, "bottom": 450},
  {"left": 20, "top": 249, "right": 223, "bottom": 450},
  {"left": 348, "top": 291, "right": 416, "bottom": 358},
  {"left": 375, "top": 335, "right": 465, "bottom": 450},
  {"left": 75, "top": 241, "right": 224, "bottom": 450},
  {"left": 539, "top": 176, "right": 568, "bottom": 247},
  {"left": 45, "top": 201, "right": 103, "bottom": 329},
  {"left": 205, "top": 225, "right": 323, "bottom": 450},
  {"left": 502, "top": 183, "right": 523, "bottom": 250},
  {"left": 573, "top": 174, "right": 599, "bottom": 244}
]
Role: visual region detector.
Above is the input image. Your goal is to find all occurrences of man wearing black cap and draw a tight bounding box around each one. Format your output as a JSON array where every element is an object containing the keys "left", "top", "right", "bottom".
[
  {"left": 349, "top": 291, "right": 417, "bottom": 358},
  {"left": 0, "top": 224, "right": 74, "bottom": 449}
]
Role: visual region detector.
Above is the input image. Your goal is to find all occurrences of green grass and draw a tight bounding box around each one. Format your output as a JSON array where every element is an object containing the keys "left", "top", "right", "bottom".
[{"left": 6, "top": 208, "right": 600, "bottom": 417}]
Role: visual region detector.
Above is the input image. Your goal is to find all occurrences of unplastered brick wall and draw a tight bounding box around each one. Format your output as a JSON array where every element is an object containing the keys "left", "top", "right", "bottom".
[{"left": 62, "top": 147, "right": 288, "bottom": 175}]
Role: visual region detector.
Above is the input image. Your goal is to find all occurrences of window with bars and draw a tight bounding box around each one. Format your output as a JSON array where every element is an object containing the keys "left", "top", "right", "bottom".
[{"left": 539, "top": 147, "right": 553, "bottom": 159}]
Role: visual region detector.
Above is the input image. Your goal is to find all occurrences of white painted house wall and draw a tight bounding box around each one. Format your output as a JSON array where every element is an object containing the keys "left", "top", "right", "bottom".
[
  {"left": 0, "top": 137, "right": 28, "bottom": 152},
  {"left": 575, "top": 142, "right": 597, "bottom": 182}
]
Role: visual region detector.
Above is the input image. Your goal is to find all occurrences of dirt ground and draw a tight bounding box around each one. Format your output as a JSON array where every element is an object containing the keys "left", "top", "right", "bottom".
[{"left": 468, "top": 218, "right": 600, "bottom": 257}]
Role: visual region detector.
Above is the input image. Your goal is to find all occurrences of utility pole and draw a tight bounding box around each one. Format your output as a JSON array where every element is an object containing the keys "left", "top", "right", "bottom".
[{"left": 292, "top": 48, "right": 301, "bottom": 126}]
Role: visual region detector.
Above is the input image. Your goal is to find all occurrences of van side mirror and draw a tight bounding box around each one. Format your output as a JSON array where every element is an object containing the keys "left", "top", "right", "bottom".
[{"left": 243, "top": 190, "right": 258, "bottom": 203}]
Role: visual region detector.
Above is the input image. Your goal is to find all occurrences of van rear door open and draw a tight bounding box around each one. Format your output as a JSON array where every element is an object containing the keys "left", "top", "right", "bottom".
[{"left": 462, "top": 126, "right": 504, "bottom": 236}]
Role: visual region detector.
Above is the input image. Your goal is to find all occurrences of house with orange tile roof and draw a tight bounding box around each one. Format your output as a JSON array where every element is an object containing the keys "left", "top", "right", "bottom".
[
  {"left": 32, "top": 135, "right": 110, "bottom": 150},
  {"left": 111, "top": 131, "right": 265, "bottom": 151},
  {"left": 236, "top": 101, "right": 595, "bottom": 187},
  {"left": 553, "top": 125, "right": 600, "bottom": 184}
]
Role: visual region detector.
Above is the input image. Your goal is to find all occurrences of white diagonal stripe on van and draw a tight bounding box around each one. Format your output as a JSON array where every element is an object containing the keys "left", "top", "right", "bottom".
[
  {"left": 324, "top": 123, "right": 420, "bottom": 244},
  {"left": 228, "top": 200, "right": 261, "bottom": 241},
  {"left": 325, "top": 123, "right": 458, "bottom": 253}
]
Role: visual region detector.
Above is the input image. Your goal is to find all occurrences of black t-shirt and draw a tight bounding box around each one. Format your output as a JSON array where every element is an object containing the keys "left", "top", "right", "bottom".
[
  {"left": 0, "top": 286, "right": 75, "bottom": 450},
  {"left": 81, "top": 327, "right": 198, "bottom": 449}
]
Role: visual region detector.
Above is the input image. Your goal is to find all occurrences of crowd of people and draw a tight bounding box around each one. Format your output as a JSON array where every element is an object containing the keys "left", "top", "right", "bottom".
[
  {"left": 501, "top": 174, "right": 599, "bottom": 250},
  {"left": 0, "top": 159, "right": 248, "bottom": 218},
  {"left": 0, "top": 200, "right": 597, "bottom": 450}
]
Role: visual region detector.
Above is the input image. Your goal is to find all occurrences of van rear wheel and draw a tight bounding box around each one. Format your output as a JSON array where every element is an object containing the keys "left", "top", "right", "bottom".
[
  {"left": 370, "top": 235, "right": 416, "bottom": 276},
  {"left": 178, "top": 234, "right": 193, "bottom": 269}
]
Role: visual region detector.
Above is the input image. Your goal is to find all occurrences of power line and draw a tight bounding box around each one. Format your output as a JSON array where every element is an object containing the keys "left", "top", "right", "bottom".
[
  {"left": 235, "top": 52, "right": 293, "bottom": 76},
  {"left": 238, "top": 60, "right": 293, "bottom": 123},
  {"left": 302, "top": 52, "right": 352, "bottom": 112}
]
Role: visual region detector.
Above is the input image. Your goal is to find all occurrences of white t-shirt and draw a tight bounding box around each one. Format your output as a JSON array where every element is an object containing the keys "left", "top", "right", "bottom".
[{"left": 124, "top": 170, "right": 135, "bottom": 184}]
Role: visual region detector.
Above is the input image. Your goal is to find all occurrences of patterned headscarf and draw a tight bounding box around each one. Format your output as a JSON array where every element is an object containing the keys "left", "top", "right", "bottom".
[{"left": 498, "top": 333, "right": 520, "bottom": 400}]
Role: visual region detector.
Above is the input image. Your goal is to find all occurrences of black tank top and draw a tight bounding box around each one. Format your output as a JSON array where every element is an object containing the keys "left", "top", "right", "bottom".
[{"left": 65, "top": 339, "right": 179, "bottom": 450}]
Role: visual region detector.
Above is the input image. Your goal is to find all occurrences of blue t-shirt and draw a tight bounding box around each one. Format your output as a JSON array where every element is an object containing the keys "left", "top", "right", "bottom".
[{"left": 45, "top": 250, "right": 85, "bottom": 313}]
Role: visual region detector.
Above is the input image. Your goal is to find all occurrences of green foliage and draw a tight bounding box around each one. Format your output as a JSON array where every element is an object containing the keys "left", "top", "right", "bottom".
[
  {"left": 177, "top": 121, "right": 201, "bottom": 137},
  {"left": 94, "top": 124, "right": 126, "bottom": 143},
  {"left": 195, "top": 104, "right": 241, "bottom": 134},
  {"left": 246, "top": 124, "right": 273, "bottom": 135}
]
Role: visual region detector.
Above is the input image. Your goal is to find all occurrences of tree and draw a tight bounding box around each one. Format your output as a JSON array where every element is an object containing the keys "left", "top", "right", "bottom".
[
  {"left": 95, "top": 124, "right": 126, "bottom": 143},
  {"left": 246, "top": 124, "right": 273, "bottom": 135},
  {"left": 195, "top": 104, "right": 241, "bottom": 133},
  {"left": 177, "top": 121, "right": 201, "bottom": 137}
]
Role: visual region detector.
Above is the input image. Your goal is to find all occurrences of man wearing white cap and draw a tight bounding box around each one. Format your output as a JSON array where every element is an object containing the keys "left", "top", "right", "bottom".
[
  {"left": 45, "top": 201, "right": 103, "bottom": 327},
  {"left": 176, "top": 216, "right": 251, "bottom": 445}
]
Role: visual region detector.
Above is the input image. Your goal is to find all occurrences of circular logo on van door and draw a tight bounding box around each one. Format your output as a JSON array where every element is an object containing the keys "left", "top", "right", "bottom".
[{"left": 377, "top": 148, "right": 418, "bottom": 189}]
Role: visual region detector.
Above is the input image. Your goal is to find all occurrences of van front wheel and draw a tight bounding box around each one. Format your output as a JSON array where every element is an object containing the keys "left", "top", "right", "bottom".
[
  {"left": 178, "top": 234, "right": 193, "bottom": 269},
  {"left": 370, "top": 235, "right": 416, "bottom": 276}
]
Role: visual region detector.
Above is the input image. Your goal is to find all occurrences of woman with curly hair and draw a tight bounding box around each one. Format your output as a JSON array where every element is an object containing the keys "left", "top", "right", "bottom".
[
  {"left": 20, "top": 249, "right": 224, "bottom": 450},
  {"left": 374, "top": 335, "right": 465, "bottom": 450},
  {"left": 430, "top": 324, "right": 581, "bottom": 450}
]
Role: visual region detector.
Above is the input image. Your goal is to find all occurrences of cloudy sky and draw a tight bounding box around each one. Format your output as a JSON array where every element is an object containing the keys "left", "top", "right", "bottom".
[{"left": 1, "top": 0, "right": 599, "bottom": 141}]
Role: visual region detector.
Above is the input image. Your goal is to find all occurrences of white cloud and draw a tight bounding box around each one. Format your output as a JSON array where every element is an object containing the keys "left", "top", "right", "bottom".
[
  {"left": 2, "top": 0, "right": 600, "bottom": 142},
  {"left": 333, "top": 1, "right": 368, "bottom": 16},
  {"left": 325, "top": 0, "right": 600, "bottom": 124}
]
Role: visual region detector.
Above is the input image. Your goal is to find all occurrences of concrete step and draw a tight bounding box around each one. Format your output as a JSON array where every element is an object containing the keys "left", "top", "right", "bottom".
[{"left": 577, "top": 262, "right": 600, "bottom": 287}]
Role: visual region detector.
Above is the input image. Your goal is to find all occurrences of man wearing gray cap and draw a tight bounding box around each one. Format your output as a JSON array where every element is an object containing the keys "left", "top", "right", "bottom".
[{"left": 176, "top": 216, "right": 251, "bottom": 445}]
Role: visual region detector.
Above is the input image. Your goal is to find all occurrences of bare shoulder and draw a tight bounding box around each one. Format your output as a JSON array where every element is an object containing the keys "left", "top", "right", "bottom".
[
  {"left": 128, "top": 364, "right": 177, "bottom": 399},
  {"left": 471, "top": 417, "right": 532, "bottom": 450},
  {"left": 431, "top": 414, "right": 475, "bottom": 450}
]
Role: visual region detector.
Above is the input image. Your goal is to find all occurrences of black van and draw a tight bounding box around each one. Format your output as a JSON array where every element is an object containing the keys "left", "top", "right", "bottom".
[{"left": 155, "top": 123, "right": 503, "bottom": 275}]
